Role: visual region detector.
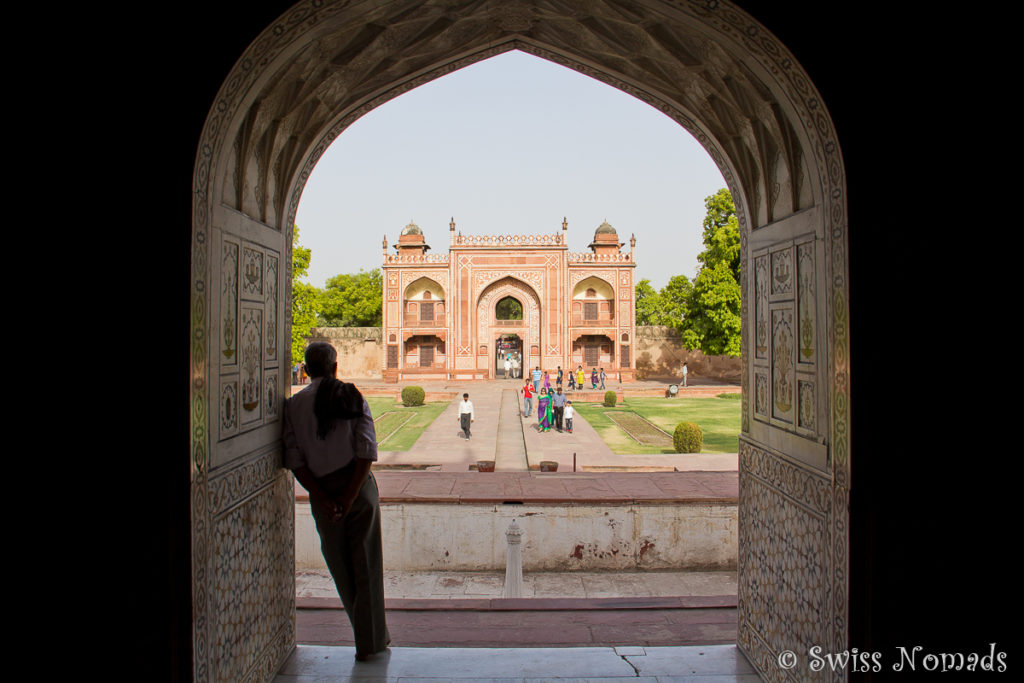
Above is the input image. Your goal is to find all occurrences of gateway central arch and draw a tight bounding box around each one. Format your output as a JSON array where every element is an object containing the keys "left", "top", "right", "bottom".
[{"left": 188, "top": 1, "right": 850, "bottom": 679}]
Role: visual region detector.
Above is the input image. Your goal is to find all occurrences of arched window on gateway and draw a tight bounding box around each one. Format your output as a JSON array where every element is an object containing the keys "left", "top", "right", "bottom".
[{"left": 381, "top": 218, "right": 637, "bottom": 382}]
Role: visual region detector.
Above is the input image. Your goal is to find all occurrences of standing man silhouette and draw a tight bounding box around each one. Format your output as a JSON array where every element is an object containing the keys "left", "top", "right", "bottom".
[{"left": 283, "top": 342, "right": 390, "bottom": 661}]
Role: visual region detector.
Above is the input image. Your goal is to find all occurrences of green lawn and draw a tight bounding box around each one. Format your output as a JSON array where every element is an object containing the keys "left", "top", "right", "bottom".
[
  {"left": 572, "top": 395, "right": 741, "bottom": 454},
  {"left": 366, "top": 397, "right": 448, "bottom": 451}
]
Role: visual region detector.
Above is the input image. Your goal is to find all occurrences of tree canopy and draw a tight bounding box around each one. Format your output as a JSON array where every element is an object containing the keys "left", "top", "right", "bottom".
[
  {"left": 633, "top": 188, "right": 741, "bottom": 357},
  {"left": 290, "top": 226, "right": 321, "bottom": 367},
  {"left": 318, "top": 269, "right": 383, "bottom": 327},
  {"left": 634, "top": 278, "right": 664, "bottom": 326}
]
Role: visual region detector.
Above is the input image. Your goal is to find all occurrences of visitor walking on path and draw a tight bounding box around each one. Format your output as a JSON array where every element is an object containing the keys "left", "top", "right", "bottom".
[
  {"left": 532, "top": 366, "right": 541, "bottom": 393},
  {"left": 458, "top": 393, "right": 474, "bottom": 440},
  {"left": 504, "top": 356, "right": 511, "bottom": 379},
  {"left": 556, "top": 366, "right": 563, "bottom": 390},
  {"left": 537, "top": 388, "right": 553, "bottom": 432},
  {"left": 552, "top": 387, "right": 567, "bottom": 432},
  {"left": 568, "top": 369, "right": 576, "bottom": 390},
  {"left": 543, "top": 371, "right": 551, "bottom": 392},
  {"left": 591, "top": 368, "right": 598, "bottom": 389},
  {"left": 577, "top": 366, "right": 585, "bottom": 390},
  {"left": 600, "top": 368, "right": 606, "bottom": 390},
  {"left": 522, "top": 380, "right": 534, "bottom": 418},
  {"left": 682, "top": 362, "right": 688, "bottom": 387},
  {"left": 565, "top": 400, "right": 574, "bottom": 433}
]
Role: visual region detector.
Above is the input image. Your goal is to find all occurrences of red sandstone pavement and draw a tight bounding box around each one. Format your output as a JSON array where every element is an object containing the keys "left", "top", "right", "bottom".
[
  {"left": 295, "top": 470, "right": 739, "bottom": 504},
  {"left": 297, "top": 601, "right": 737, "bottom": 648}
]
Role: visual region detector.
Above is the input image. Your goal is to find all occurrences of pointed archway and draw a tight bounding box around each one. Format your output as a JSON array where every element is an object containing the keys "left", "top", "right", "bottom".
[{"left": 189, "top": 2, "right": 849, "bottom": 680}]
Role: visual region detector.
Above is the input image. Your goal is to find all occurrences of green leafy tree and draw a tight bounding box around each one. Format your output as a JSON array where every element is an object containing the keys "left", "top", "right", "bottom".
[
  {"left": 291, "top": 226, "right": 322, "bottom": 367},
  {"left": 659, "top": 274, "right": 692, "bottom": 330},
  {"left": 697, "top": 187, "right": 741, "bottom": 281},
  {"left": 634, "top": 278, "right": 665, "bottom": 326},
  {"left": 318, "top": 268, "right": 383, "bottom": 327},
  {"left": 680, "top": 260, "right": 741, "bottom": 356},
  {"left": 674, "top": 188, "right": 742, "bottom": 356},
  {"left": 495, "top": 296, "right": 523, "bottom": 320}
]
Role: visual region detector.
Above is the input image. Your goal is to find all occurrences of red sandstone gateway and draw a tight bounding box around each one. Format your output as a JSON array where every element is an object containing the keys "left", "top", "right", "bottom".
[{"left": 381, "top": 218, "right": 637, "bottom": 383}]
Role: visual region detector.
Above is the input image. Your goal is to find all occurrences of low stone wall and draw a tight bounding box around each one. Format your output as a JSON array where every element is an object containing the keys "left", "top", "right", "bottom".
[
  {"left": 306, "top": 327, "right": 382, "bottom": 379},
  {"left": 306, "top": 325, "right": 741, "bottom": 383},
  {"left": 634, "top": 326, "right": 742, "bottom": 383},
  {"left": 296, "top": 501, "right": 737, "bottom": 572}
]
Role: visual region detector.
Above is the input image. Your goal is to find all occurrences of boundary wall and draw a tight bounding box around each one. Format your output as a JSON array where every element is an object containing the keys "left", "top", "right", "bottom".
[{"left": 305, "top": 325, "right": 742, "bottom": 383}]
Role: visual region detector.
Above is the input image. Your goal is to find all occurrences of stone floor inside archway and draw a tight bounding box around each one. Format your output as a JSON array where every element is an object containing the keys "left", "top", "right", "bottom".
[{"left": 274, "top": 643, "right": 759, "bottom": 681}]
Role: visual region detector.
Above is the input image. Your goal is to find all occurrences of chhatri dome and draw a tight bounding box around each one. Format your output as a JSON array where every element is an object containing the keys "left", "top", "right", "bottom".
[
  {"left": 396, "top": 220, "right": 430, "bottom": 254},
  {"left": 589, "top": 219, "right": 624, "bottom": 254}
]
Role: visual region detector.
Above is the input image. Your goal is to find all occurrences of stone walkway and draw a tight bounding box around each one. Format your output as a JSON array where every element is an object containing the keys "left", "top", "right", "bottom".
[{"left": 494, "top": 388, "right": 528, "bottom": 471}]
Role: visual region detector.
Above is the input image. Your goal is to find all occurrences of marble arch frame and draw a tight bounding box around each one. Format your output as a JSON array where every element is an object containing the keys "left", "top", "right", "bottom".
[{"left": 190, "top": 2, "right": 849, "bottom": 680}]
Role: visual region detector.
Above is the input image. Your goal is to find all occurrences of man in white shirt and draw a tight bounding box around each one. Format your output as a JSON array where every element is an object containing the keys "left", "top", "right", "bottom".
[
  {"left": 682, "top": 362, "right": 689, "bottom": 387},
  {"left": 459, "top": 392, "right": 475, "bottom": 439},
  {"left": 282, "top": 342, "right": 390, "bottom": 661}
]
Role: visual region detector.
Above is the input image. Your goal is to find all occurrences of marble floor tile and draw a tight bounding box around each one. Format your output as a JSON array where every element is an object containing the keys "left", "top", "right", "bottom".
[
  {"left": 625, "top": 645, "right": 756, "bottom": 677},
  {"left": 277, "top": 646, "right": 640, "bottom": 680}
]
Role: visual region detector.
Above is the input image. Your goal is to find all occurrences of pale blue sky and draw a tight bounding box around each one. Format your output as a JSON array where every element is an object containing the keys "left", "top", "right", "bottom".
[{"left": 295, "top": 50, "right": 726, "bottom": 291}]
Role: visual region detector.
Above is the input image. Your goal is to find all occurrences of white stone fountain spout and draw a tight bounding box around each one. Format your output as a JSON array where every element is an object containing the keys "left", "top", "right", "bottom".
[{"left": 504, "top": 518, "right": 524, "bottom": 598}]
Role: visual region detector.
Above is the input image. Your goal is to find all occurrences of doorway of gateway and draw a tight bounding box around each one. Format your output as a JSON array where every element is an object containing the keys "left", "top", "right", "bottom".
[{"left": 495, "top": 333, "right": 522, "bottom": 379}]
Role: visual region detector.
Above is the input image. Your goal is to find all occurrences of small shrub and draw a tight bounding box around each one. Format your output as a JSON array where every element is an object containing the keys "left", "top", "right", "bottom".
[
  {"left": 603, "top": 390, "right": 617, "bottom": 407},
  {"left": 673, "top": 422, "right": 703, "bottom": 453},
  {"left": 718, "top": 392, "right": 742, "bottom": 400},
  {"left": 401, "top": 385, "right": 425, "bottom": 406}
]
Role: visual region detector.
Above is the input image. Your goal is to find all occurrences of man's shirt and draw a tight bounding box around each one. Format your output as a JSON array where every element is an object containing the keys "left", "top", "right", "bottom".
[
  {"left": 552, "top": 392, "right": 567, "bottom": 408},
  {"left": 282, "top": 377, "right": 378, "bottom": 477},
  {"left": 459, "top": 400, "right": 475, "bottom": 418}
]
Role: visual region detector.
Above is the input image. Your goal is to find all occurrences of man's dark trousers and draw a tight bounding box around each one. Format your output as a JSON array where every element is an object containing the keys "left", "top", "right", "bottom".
[{"left": 310, "top": 464, "right": 390, "bottom": 656}]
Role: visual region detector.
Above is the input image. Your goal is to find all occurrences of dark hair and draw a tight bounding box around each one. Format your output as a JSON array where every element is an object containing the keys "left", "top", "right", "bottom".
[
  {"left": 463, "top": 393, "right": 469, "bottom": 398},
  {"left": 304, "top": 341, "right": 337, "bottom": 378},
  {"left": 313, "top": 378, "right": 365, "bottom": 439}
]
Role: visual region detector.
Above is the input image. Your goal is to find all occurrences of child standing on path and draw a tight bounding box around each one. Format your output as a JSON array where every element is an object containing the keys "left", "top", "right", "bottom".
[{"left": 565, "top": 400, "right": 574, "bottom": 434}]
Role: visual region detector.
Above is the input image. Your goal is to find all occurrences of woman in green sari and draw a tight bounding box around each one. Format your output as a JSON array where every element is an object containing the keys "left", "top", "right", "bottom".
[{"left": 537, "top": 387, "right": 553, "bottom": 432}]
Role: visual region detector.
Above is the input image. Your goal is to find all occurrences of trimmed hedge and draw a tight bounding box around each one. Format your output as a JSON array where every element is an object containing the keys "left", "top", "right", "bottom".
[
  {"left": 603, "top": 390, "right": 617, "bottom": 407},
  {"left": 673, "top": 421, "right": 703, "bottom": 453},
  {"left": 401, "top": 385, "right": 425, "bottom": 407}
]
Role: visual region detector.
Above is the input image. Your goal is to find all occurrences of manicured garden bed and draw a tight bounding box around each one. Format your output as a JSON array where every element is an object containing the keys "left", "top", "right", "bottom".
[{"left": 573, "top": 396, "right": 740, "bottom": 454}]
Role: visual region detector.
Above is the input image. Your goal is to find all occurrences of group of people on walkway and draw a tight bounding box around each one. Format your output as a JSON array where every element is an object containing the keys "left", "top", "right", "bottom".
[
  {"left": 529, "top": 365, "right": 606, "bottom": 394},
  {"left": 522, "top": 380, "right": 574, "bottom": 433},
  {"left": 502, "top": 353, "right": 522, "bottom": 379}
]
